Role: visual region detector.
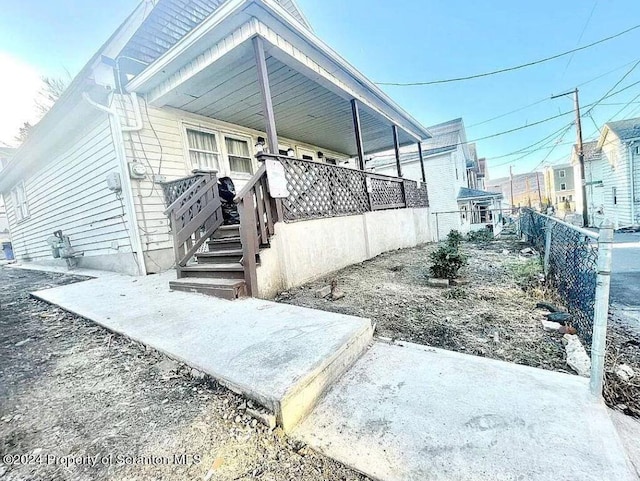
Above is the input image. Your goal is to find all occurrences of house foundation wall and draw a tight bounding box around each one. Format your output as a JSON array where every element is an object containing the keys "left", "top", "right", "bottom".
[{"left": 256, "top": 207, "right": 431, "bottom": 298}]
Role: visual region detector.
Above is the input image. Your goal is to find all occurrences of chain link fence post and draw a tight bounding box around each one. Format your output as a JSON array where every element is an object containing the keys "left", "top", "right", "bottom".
[
  {"left": 543, "top": 219, "right": 553, "bottom": 275},
  {"left": 590, "top": 219, "right": 614, "bottom": 397}
]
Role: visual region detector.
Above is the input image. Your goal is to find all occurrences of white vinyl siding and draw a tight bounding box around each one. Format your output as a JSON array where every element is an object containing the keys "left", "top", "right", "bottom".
[{"left": 5, "top": 112, "right": 134, "bottom": 265}]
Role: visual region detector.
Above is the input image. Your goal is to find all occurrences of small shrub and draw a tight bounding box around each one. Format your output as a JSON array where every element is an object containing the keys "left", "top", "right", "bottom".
[
  {"left": 446, "top": 230, "right": 464, "bottom": 248},
  {"left": 467, "top": 229, "right": 494, "bottom": 243},
  {"left": 429, "top": 244, "right": 468, "bottom": 280}
]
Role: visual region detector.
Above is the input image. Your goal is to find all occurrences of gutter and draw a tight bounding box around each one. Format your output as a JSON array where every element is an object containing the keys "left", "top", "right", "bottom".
[{"left": 82, "top": 92, "right": 146, "bottom": 276}]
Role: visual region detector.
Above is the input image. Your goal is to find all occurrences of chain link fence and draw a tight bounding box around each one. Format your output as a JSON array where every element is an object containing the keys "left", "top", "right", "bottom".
[{"left": 519, "top": 208, "right": 599, "bottom": 344}]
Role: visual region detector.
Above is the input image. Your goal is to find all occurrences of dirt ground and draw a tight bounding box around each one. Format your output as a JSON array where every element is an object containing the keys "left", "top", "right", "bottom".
[
  {"left": 278, "top": 238, "right": 569, "bottom": 373},
  {"left": 0, "top": 267, "right": 366, "bottom": 481}
]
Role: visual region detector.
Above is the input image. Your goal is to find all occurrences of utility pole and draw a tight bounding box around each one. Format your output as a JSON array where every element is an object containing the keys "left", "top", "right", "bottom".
[
  {"left": 551, "top": 88, "right": 589, "bottom": 227},
  {"left": 535, "top": 171, "right": 543, "bottom": 208},
  {"left": 509, "top": 165, "right": 515, "bottom": 213}
]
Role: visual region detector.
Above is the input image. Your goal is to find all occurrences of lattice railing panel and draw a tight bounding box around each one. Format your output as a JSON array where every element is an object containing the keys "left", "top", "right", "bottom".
[
  {"left": 368, "top": 175, "right": 405, "bottom": 210},
  {"left": 279, "top": 157, "right": 370, "bottom": 221},
  {"left": 161, "top": 174, "right": 200, "bottom": 207},
  {"left": 403, "top": 180, "right": 429, "bottom": 208}
]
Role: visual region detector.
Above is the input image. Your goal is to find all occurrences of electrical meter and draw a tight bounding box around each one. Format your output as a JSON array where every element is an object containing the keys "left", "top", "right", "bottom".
[{"left": 128, "top": 161, "right": 147, "bottom": 179}]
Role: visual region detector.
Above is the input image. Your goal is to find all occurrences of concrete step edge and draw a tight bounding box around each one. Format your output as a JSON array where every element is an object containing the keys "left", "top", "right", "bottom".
[{"left": 278, "top": 321, "right": 374, "bottom": 432}]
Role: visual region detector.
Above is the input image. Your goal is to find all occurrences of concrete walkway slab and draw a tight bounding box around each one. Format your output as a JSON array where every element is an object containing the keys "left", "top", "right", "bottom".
[
  {"left": 294, "top": 341, "right": 634, "bottom": 481},
  {"left": 31, "top": 272, "right": 373, "bottom": 430}
]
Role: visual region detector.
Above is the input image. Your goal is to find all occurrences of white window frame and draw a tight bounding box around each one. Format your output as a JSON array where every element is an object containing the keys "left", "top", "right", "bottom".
[
  {"left": 560, "top": 183, "right": 567, "bottom": 191},
  {"left": 182, "top": 123, "right": 223, "bottom": 174},
  {"left": 221, "top": 133, "right": 255, "bottom": 178},
  {"left": 11, "top": 181, "right": 29, "bottom": 223},
  {"left": 559, "top": 170, "right": 566, "bottom": 178}
]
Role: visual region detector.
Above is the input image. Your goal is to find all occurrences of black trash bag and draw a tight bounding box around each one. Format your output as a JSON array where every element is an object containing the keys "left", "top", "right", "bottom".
[{"left": 218, "top": 176, "right": 240, "bottom": 225}]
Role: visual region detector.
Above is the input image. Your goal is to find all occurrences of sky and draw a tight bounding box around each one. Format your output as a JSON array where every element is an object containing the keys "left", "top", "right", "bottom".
[{"left": 1, "top": 0, "right": 640, "bottom": 179}]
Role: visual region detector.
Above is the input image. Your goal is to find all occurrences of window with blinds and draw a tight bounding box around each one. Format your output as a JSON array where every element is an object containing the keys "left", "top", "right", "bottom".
[
  {"left": 186, "top": 128, "right": 220, "bottom": 170},
  {"left": 225, "top": 137, "right": 252, "bottom": 174}
]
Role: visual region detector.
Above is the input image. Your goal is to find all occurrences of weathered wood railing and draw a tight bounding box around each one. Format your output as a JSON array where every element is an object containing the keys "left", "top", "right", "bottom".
[
  {"left": 234, "top": 164, "right": 278, "bottom": 296},
  {"left": 162, "top": 170, "right": 223, "bottom": 277}
]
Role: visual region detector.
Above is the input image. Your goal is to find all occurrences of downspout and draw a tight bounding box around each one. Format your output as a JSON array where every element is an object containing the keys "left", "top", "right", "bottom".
[{"left": 82, "top": 92, "right": 146, "bottom": 275}]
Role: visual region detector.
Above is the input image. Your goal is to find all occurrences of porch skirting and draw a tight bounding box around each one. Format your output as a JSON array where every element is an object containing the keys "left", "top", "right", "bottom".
[{"left": 256, "top": 207, "right": 432, "bottom": 299}]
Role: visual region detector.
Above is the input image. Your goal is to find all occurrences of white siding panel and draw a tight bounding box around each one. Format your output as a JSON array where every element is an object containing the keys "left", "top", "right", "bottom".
[{"left": 6, "top": 112, "right": 134, "bottom": 263}]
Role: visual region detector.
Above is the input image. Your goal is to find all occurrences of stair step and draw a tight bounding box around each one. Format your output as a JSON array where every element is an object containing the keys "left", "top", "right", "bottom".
[
  {"left": 180, "top": 263, "right": 245, "bottom": 279},
  {"left": 208, "top": 236, "right": 242, "bottom": 250},
  {"left": 196, "top": 249, "right": 243, "bottom": 264},
  {"left": 213, "top": 224, "right": 241, "bottom": 239},
  {"left": 169, "top": 277, "right": 246, "bottom": 299}
]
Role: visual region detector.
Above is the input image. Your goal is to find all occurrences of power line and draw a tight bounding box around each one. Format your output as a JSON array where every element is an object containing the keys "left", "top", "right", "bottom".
[
  {"left": 481, "top": 78, "right": 640, "bottom": 164},
  {"left": 583, "top": 59, "right": 640, "bottom": 116},
  {"left": 464, "top": 59, "right": 639, "bottom": 129},
  {"left": 561, "top": 0, "right": 598, "bottom": 77},
  {"left": 376, "top": 23, "right": 640, "bottom": 86}
]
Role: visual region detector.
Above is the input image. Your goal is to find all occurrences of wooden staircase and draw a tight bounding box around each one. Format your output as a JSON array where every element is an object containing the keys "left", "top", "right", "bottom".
[
  {"left": 169, "top": 224, "right": 248, "bottom": 300},
  {"left": 162, "top": 165, "right": 276, "bottom": 300}
]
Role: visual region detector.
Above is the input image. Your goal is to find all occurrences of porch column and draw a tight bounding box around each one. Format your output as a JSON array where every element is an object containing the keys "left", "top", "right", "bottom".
[
  {"left": 351, "top": 99, "right": 365, "bottom": 170},
  {"left": 417, "top": 141, "right": 426, "bottom": 183},
  {"left": 392, "top": 125, "right": 402, "bottom": 178},
  {"left": 252, "top": 36, "right": 278, "bottom": 153}
]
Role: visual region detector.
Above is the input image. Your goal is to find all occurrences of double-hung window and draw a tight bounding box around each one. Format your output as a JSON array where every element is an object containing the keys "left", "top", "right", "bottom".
[
  {"left": 11, "top": 182, "right": 29, "bottom": 222},
  {"left": 186, "top": 128, "right": 220, "bottom": 171},
  {"left": 225, "top": 136, "right": 253, "bottom": 174}
]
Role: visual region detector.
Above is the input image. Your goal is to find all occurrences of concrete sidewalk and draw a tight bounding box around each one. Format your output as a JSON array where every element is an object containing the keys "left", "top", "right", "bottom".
[
  {"left": 294, "top": 341, "right": 635, "bottom": 481},
  {"left": 31, "top": 271, "right": 373, "bottom": 431},
  {"left": 612, "top": 232, "right": 640, "bottom": 333}
]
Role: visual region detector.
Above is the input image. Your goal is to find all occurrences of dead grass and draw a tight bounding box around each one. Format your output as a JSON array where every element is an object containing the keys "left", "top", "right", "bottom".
[{"left": 278, "top": 238, "right": 569, "bottom": 373}]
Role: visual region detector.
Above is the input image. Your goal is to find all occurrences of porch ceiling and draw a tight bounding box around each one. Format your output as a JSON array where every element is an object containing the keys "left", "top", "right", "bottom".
[{"left": 154, "top": 40, "right": 417, "bottom": 156}]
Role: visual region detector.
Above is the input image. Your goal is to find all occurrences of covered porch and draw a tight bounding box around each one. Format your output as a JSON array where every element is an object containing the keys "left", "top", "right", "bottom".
[{"left": 122, "top": 0, "right": 433, "bottom": 298}]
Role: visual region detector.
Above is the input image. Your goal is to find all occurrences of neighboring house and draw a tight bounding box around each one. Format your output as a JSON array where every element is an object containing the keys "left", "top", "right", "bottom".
[
  {"left": 572, "top": 141, "right": 606, "bottom": 227},
  {"left": 486, "top": 172, "right": 544, "bottom": 211},
  {"left": 466, "top": 143, "right": 482, "bottom": 190},
  {"left": 543, "top": 163, "right": 575, "bottom": 212},
  {"left": 369, "top": 118, "right": 473, "bottom": 237},
  {"left": 457, "top": 187, "right": 503, "bottom": 236},
  {"left": 572, "top": 118, "right": 640, "bottom": 228},
  {"left": 0, "top": 0, "right": 433, "bottom": 299},
  {"left": 477, "top": 157, "right": 487, "bottom": 190}
]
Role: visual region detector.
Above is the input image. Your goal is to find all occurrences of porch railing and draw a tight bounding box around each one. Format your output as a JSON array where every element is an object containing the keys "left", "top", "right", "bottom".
[
  {"left": 233, "top": 164, "right": 278, "bottom": 296},
  {"left": 258, "top": 153, "right": 429, "bottom": 222},
  {"left": 162, "top": 170, "right": 223, "bottom": 276}
]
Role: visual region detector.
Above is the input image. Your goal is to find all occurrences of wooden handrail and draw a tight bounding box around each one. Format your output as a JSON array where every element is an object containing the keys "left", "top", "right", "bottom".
[
  {"left": 162, "top": 170, "right": 223, "bottom": 274},
  {"left": 234, "top": 163, "right": 278, "bottom": 296}
]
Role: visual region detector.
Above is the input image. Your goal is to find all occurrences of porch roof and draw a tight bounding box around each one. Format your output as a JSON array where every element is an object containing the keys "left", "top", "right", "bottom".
[
  {"left": 124, "top": 0, "right": 431, "bottom": 156},
  {"left": 457, "top": 187, "right": 503, "bottom": 201}
]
